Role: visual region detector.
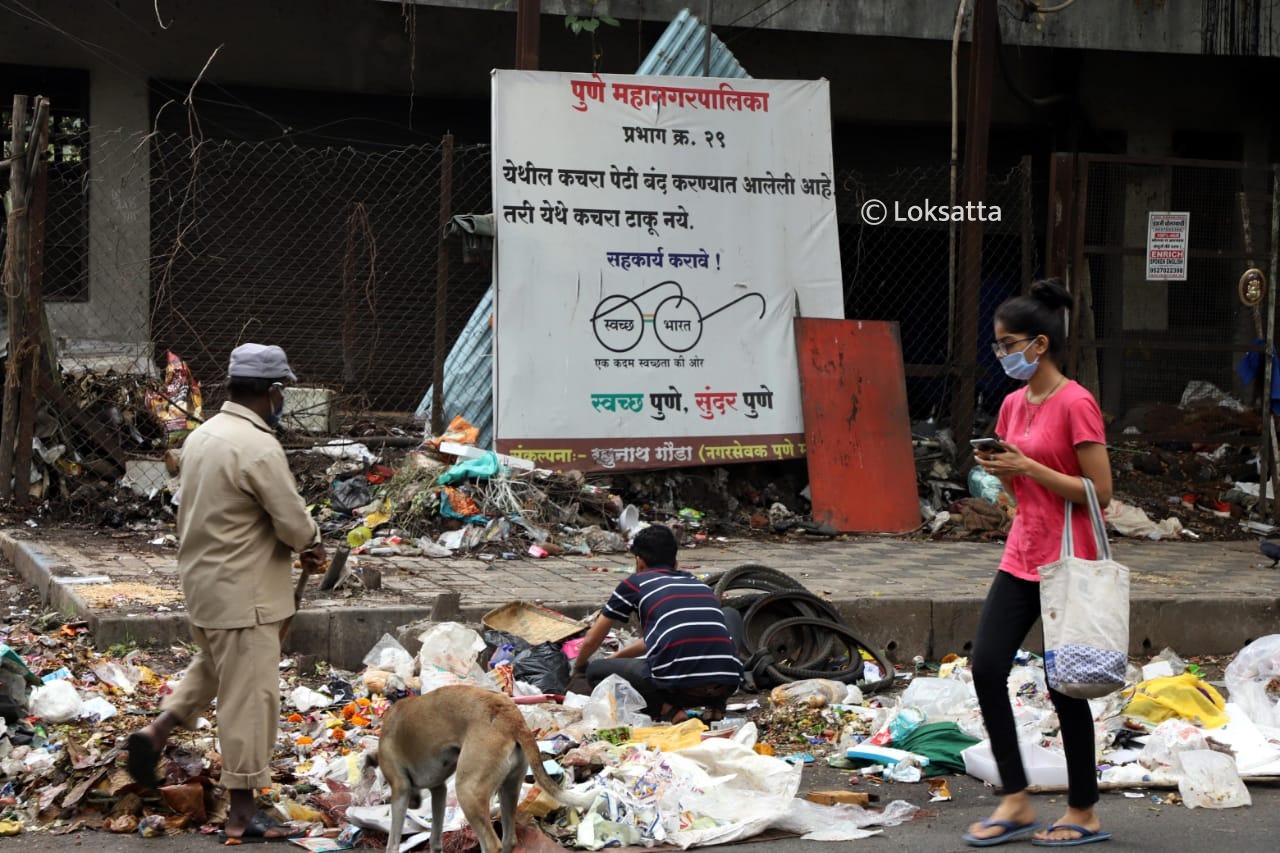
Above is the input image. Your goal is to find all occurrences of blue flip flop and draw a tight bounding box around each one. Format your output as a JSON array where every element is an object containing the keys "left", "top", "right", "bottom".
[
  {"left": 963, "top": 819, "right": 1041, "bottom": 847},
  {"left": 1030, "top": 824, "right": 1112, "bottom": 847}
]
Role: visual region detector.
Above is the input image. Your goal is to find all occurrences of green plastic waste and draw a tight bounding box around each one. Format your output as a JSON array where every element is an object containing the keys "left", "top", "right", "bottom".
[{"left": 893, "top": 722, "right": 980, "bottom": 776}]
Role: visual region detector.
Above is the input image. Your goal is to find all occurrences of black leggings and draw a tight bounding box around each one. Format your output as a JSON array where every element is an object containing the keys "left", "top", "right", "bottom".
[{"left": 972, "top": 571, "right": 1099, "bottom": 809}]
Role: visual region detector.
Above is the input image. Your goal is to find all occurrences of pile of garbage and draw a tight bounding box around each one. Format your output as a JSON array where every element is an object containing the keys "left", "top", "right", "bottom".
[
  {"left": 0, "top": 596, "right": 923, "bottom": 848},
  {"left": 5, "top": 568, "right": 1280, "bottom": 847},
  {"left": 915, "top": 380, "right": 1279, "bottom": 543},
  {"left": 268, "top": 417, "right": 825, "bottom": 565},
  {"left": 811, "top": 641, "right": 1280, "bottom": 810}
]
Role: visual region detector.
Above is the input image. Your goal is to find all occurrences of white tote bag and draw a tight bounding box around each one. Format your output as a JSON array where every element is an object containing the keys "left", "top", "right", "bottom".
[{"left": 1039, "top": 477, "right": 1130, "bottom": 699}]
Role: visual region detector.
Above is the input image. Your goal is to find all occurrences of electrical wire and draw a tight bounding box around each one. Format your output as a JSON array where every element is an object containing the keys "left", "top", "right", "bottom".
[
  {"left": 1031, "top": 0, "right": 1077, "bottom": 13},
  {"left": 6, "top": 0, "right": 435, "bottom": 149},
  {"left": 724, "top": 0, "right": 807, "bottom": 46},
  {"left": 724, "top": 0, "right": 777, "bottom": 29}
]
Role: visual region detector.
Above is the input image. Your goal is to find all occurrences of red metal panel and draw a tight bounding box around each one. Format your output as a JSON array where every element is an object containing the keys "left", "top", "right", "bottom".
[{"left": 795, "top": 318, "right": 919, "bottom": 534}]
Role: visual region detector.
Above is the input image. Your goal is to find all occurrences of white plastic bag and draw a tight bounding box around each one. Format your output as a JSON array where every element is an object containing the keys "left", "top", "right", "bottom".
[
  {"left": 1223, "top": 634, "right": 1280, "bottom": 728},
  {"left": 581, "top": 674, "right": 650, "bottom": 729},
  {"left": 415, "top": 623, "right": 485, "bottom": 679},
  {"left": 29, "top": 680, "right": 84, "bottom": 723},
  {"left": 1177, "top": 749, "right": 1252, "bottom": 809},
  {"left": 901, "top": 677, "right": 973, "bottom": 720},
  {"left": 768, "top": 678, "right": 846, "bottom": 708},
  {"left": 1039, "top": 478, "right": 1129, "bottom": 699},
  {"left": 1138, "top": 719, "right": 1208, "bottom": 770},
  {"left": 289, "top": 685, "right": 332, "bottom": 713},
  {"left": 362, "top": 633, "right": 415, "bottom": 679}
]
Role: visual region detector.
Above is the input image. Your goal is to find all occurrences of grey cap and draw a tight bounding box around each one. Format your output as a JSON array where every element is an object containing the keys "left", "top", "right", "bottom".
[{"left": 228, "top": 343, "right": 297, "bottom": 382}]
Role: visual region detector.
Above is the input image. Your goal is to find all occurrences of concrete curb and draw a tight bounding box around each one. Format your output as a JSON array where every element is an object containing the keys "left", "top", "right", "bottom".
[
  {"left": 6, "top": 533, "right": 1279, "bottom": 668},
  {"left": 2, "top": 532, "right": 193, "bottom": 649}
]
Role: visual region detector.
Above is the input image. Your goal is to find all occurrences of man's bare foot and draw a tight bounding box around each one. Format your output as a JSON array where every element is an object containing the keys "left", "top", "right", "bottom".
[
  {"left": 965, "top": 792, "right": 1037, "bottom": 842},
  {"left": 1034, "top": 807, "right": 1104, "bottom": 843}
]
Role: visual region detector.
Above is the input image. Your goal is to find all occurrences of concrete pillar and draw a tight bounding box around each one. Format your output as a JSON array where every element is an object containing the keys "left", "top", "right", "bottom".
[{"left": 47, "top": 65, "right": 151, "bottom": 370}]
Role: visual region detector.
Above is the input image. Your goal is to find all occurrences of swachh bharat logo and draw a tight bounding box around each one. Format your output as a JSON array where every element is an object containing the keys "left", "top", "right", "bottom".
[{"left": 860, "top": 198, "right": 1002, "bottom": 225}]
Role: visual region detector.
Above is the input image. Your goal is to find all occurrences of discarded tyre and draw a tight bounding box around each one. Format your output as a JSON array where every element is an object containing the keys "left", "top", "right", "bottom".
[{"left": 758, "top": 616, "right": 894, "bottom": 693}]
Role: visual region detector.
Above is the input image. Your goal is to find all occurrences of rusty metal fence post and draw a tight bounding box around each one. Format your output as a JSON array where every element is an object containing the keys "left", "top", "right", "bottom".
[
  {"left": 1267, "top": 166, "right": 1280, "bottom": 521},
  {"left": 431, "top": 133, "right": 454, "bottom": 437}
]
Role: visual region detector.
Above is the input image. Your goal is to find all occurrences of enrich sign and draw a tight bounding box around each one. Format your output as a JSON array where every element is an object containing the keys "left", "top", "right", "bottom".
[
  {"left": 491, "top": 71, "right": 843, "bottom": 472},
  {"left": 1146, "top": 211, "right": 1190, "bottom": 281}
]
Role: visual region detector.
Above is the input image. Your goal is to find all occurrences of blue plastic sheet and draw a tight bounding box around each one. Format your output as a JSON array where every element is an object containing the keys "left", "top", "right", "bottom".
[{"left": 1237, "top": 339, "right": 1280, "bottom": 415}]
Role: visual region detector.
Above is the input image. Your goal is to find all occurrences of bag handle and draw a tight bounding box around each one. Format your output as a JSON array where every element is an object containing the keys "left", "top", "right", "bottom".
[{"left": 1059, "top": 477, "right": 1112, "bottom": 561}]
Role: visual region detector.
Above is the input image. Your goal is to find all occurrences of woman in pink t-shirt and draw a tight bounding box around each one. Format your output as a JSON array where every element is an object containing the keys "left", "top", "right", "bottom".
[{"left": 962, "top": 280, "right": 1114, "bottom": 848}]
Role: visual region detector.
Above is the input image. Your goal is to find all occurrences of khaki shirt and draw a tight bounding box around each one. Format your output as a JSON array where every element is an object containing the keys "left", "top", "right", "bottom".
[{"left": 176, "top": 402, "right": 320, "bottom": 629}]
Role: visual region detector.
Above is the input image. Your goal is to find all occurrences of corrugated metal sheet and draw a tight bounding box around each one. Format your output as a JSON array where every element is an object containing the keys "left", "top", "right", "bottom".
[
  {"left": 636, "top": 9, "right": 751, "bottom": 79},
  {"left": 421, "top": 11, "right": 750, "bottom": 448},
  {"left": 416, "top": 286, "right": 494, "bottom": 448}
]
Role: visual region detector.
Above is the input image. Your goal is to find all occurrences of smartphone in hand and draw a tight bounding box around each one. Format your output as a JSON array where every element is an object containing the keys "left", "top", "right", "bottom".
[{"left": 970, "top": 438, "right": 1006, "bottom": 454}]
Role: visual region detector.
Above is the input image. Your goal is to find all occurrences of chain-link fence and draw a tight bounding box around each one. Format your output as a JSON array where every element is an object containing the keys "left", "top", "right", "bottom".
[
  {"left": 146, "top": 133, "right": 493, "bottom": 415},
  {"left": 1066, "top": 156, "right": 1276, "bottom": 432},
  {"left": 836, "top": 160, "right": 1036, "bottom": 421},
  {"left": 4, "top": 112, "right": 1039, "bottom": 510}
]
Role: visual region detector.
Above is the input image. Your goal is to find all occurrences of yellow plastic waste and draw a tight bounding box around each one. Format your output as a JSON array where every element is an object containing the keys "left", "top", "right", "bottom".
[
  {"left": 1123, "top": 672, "right": 1228, "bottom": 729},
  {"left": 281, "top": 799, "right": 325, "bottom": 823},
  {"left": 628, "top": 718, "right": 708, "bottom": 751}
]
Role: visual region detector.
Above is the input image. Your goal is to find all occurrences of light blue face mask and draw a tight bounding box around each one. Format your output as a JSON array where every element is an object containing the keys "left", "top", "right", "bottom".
[
  {"left": 1000, "top": 349, "right": 1041, "bottom": 381},
  {"left": 267, "top": 383, "right": 286, "bottom": 428}
]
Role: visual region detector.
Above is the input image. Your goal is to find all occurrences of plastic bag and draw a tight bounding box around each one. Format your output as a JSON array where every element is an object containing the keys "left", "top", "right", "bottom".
[
  {"left": 512, "top": 642, "right": 570, "bottom": 694},
  {"left": 901, "top": 677, "right": 973, "bottom": 720},
  {"left": 1138, "top": 719, "right": 1209, "bottom": 770},
  {"left": 426, "top": 415, "right": 480, "bottom": 451},
  {"left": 968, "top": 466, "right": 1011, "bottom": 504},
  {"left": 437, "top": 451, "right": 502, "bottom": 485},
  {"left": 29, "top": 680, "right": 83, "bottom": 723},
  {"left": 362, "top": 633, "right": 415, "bottom": 679},
  {"left": 146, "top": 351, "right": 203, "bottom": 447},
  {"left": 1123, "top": 673, "right": 1228, "bottom": 729},
  {"left": 769, "top": 678, "right": 846, "bottom": 708},
  {"left": 416, "top": 623, "right": 487, "bottom": 679},
  {"left": 439, "top": 487, "right": 485, "bottom": 522},
  {"left": 1223, "top": 634, "right": 1280, "bottom": 728},
  {"left": 332, "top": 476, "right": 371, "bottom": 516},
  {"left": 1177, "top": 749, "right": 1252, "bottom": 809},
  {"left": 92, "top": 660, "right": 140, "bottom": 695},
  {"left": 630, "top": 718, "right": 708, "bottom": 751},
  {"left": 582, "top": 674, "right": 650, "bottom": 729},
  {"left": 289, "top": 686, "right": 332, "bottom": 713}
]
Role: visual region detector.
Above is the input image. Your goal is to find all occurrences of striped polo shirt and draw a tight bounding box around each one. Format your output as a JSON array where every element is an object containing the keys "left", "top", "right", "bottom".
[{"left": 602, "top": 567, "right": 744, "bottom": 688}]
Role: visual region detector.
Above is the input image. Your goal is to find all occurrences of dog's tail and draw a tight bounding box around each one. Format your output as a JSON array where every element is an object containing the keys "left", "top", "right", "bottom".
[{"left": 515, "top": 726, "right": 597, "bottom": 809}]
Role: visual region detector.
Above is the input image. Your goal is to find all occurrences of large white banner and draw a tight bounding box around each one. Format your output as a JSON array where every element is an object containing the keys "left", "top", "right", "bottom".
[{"left": 492, "top": 70, "right": 843, "bottom": 472}]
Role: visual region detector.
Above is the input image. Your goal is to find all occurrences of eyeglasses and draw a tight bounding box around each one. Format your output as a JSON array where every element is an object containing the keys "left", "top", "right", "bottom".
[{"left": 991, "top": 337, "right": 1036, "bottom": 357}]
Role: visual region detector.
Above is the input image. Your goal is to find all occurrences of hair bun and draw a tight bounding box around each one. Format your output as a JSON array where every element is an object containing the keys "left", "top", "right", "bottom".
[{"left": 1029, "top": 278, "right": 1073, "bottom": 311}]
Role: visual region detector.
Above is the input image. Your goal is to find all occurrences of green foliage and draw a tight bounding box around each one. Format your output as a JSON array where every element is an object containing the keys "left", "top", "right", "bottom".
[{"left": 565, "top": 3, "right": 622, "bottom": 37}]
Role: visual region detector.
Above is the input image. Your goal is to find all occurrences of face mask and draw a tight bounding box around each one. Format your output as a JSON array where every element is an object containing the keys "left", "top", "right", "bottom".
[
  {"left": 1000, "top": 349, "right": 1041, "bottom": 381},
  {"left": 266, "top": 386, "right": 286, "bottom": 428}
]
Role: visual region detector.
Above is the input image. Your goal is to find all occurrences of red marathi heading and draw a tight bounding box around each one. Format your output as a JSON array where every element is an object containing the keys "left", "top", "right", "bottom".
[{"left": 569, "top": 76, "right": 770, "bottom": 114}]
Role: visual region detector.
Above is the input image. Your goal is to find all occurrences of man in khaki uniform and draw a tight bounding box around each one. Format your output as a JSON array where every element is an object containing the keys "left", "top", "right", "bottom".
[{"left": 126, "top": 343, "right": 324, "bottom": 842}]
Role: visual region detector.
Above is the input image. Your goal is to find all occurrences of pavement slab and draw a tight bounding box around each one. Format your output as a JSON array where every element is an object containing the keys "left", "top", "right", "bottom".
[{"left": 3, "top": 528, "right": 1278, "bottom": 668}]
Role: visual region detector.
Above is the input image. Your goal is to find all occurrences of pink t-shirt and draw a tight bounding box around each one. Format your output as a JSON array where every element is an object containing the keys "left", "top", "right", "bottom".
[{"left": 995, "top": 380, "right": 1107, "bottom": 581}]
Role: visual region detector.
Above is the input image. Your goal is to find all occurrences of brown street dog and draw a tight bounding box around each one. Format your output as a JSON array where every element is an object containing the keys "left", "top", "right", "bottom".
[{"left": 372, "top": 685, "right": 596, "bottom": 853}]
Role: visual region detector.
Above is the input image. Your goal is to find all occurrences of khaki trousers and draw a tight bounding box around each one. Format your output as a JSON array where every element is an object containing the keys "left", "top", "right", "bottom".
[{"left": 161, "top": 619, "right": 284, "bottom": 790}]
